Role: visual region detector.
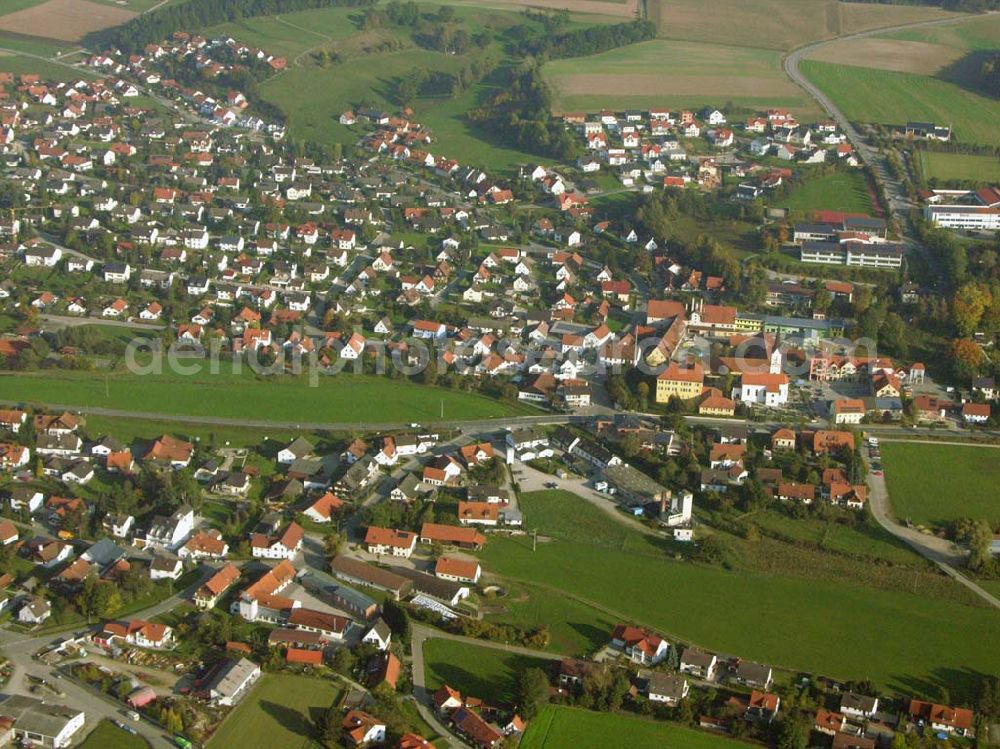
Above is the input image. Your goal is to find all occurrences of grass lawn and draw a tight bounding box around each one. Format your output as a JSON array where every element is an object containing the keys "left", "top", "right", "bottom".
[
  {"left": 478, "top": 490, "right": 1000, "bottom": 698},
  {"left": 738, "top": 509, "right": 923, "bottom": 566},
  {"left": 542, "top": 39, "right": 823, "bottom": 119},
  {"left": 775, "top": 171, "right": 873, "bottom": 214},
  {"left": 880, "top": 442, "right": 1000, "bottom": 527},
  {"left": 0, "top": 364, "right": 537, "bottom": 423},
  {"left": 0, "top": 52, "right": 89, "bottom": 80},
  {"left": 208, "top": 673, "right": 341, "bottom": 749},
  {"left": 0, "top": 0, "right": 49, "bottom": 17},
  {"left": 919, "top": 151, "right": 1000, "bottom": 184},
  {"left": 422, "top": 639, "right": 551, "bottom": 704},
  {"left": 800, "top": 60, "right": 1000, "bottom": 146},
  {"left": 81, "top": 413, "right": 312, "bottom": 447},
  {"left": 522, "top": 706, "right": 757, "bottom": 749},
  {"left": 484, "top": 580, "right": 616, "bottom": 656},
  {"left": 78, "top": 721, "right": 149, "bottom": 749}
]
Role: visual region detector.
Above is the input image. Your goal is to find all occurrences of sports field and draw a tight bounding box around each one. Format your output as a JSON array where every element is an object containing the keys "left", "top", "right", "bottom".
[
  {"left": 208, "top": 674, "right": 340, "bottom": 749},
  {"left": 0, "top": 365, "right": 537, "bottom": 424},
  {"left": 881, "top": 442, "right": 1000, "bottom": 527},
  {"left": 776, "top": 171, "right": 874, "bottom": 214},
  {"left": 800, "top": 60, "right": 1000, "bottom": 146},
  {"left": 478, "top": 490, "right": 1000, "bottom": 697},
  {"left": 543, "top": 39, "right": 823, "bottom": 119},
  {"left": 920, "top": 152, "right": 1000, "bottom": 184},
  {"left": 79, "top": 721, "right": 149, "bottom": 749},
  {"left": 651, "top": 0, "right": 954, "bottom": 51},
  {"left": 422, "top": 638, "right": 552, "bottom": 704},
  {"left": 522, "top": 706, "right": 758, "bottom": 749}
]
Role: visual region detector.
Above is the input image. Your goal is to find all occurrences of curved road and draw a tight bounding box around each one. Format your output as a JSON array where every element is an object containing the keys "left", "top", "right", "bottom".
[
  {"left": 784, "top": 10, "right": 999, "bottom": 271},
  {"left": 409, "top": 623, "right": 561, "bottom": 749},
  {"left": 863, "top": 446, "right": 1000, "bottom": 610}
]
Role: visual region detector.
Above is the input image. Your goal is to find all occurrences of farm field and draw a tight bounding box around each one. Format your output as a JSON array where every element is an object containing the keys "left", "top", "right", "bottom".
[
  {"left": 478, "top": 490, "right": 1000, "bottom": 698},
  {"left": 542, "top": 39, "right": 824, "bottom": 119},
  {"left": 207, "top": 673, "right": 340, "bottom": 749},
  {"left": 919, "top": 151, "right": 1000, "bottom": 184},
  {"left": 879, "top": 13, "right": 1000, "bottom": 52},
  {"left": 651, "top": 0, "right": 955, "bottom": 51},
  {"left": 78, "top": 721, "right": 149, "bottom": 749},
  {"left": 880, "top": 442, "right": 1000, "bottom": 527},
  {"left": 800, "top": 60, "right": 1000, "bottom": 146},
  {"left": 522, "top": 706, "right": 758, "bottom": 749},
  {"left": 0, "top": 365, "right": 538, "bottom": 424},
  {"left": 805, "top": 37, "right": 965, "bottom": 75},
  {"left": 422, "top": 638, "right": 552, "bottom": 704},
  {"left": 0, "top": 0, "right": 136, "bottom": 43},
  {"left": 775, "top": 171, "right": 874, "bottom": 214}
]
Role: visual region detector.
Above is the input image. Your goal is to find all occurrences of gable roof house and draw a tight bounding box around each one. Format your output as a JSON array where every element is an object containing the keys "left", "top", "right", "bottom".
[{"left": 610, "top": 624, "right": 668, "bottom": 665}]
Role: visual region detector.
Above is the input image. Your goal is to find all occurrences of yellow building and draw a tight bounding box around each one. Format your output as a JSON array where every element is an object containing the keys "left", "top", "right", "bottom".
[{"left": 655, "top": 362, "right": 705, "bottom": 403}]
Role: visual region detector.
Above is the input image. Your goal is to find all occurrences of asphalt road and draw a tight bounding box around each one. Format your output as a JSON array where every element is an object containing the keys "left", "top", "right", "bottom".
[
  {"left": 862, "top": 444, "right": 1000, "bottom": 610},
  {"left": 0, "top": 566, "right": 218, "bottom": 749}
]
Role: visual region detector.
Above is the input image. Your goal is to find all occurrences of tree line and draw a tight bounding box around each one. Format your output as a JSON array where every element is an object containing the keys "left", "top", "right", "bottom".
[
  {"left": 519, "top": 19, "right": 657, "bottom": 60},
  {"left": 105, "top": 0, "right": 376, "bottom": 53}
]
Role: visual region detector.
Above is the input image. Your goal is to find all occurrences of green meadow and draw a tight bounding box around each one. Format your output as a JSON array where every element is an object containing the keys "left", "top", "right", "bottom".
[
  {"left": 881, "top": 442, "right": 1000, "bottom": 527},
  {"left": 800, "top": 60, "right": 1000, "bottom": 146},
  {"left": 478, "top": 490, "right": 1000, "bottom": 698},
  {"left": 0, "top": 363, "right": 537, "bottom": 424},
  {"left": 522, "top": 706, "right": 759, "bottom": 749}
]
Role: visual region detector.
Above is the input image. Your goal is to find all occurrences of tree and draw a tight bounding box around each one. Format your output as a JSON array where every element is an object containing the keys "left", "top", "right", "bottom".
[
  {"left": 775, "top": 715, "right": 807, "bottom": 749},
  {"left": 382, "top": 598, "right": 411, "bottom": 644},
  {"left": 323, "top": 530, "right": 346, "bottom": 562},
  {"left": 516, "top": 668, "right": 550, "bottom": 720},
  {"left": 952, "top": 282, "right": 990, "bottom": 337},
  {"left": 949, "top": 338, "right": 985, "bottom": 381},
  {"left": 637, "top": 381, "right": 650, "bottom": 410}
]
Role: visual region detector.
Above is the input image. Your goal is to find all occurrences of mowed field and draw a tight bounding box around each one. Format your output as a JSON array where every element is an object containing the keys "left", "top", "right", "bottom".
[
  {"left": 0, "top": 0, "right": 136, "bottom": 43},
  {"left": 542, "top": 39, "right": 824, "bottom": 119},
  {"left": 477, "top": 490, "right": 1000, "bottom": 696},
  {"left": 881, "top": 442, "right": 1000, "bottom": 527},
  {"left": 800, "top": 60, "right": 1000, "bottom": 146},
  {"left": 775, "top": 170, "right": 874, "bottom": 214},
  {"left": 805, "top": 37, "right": 965, "bottom": 75},
  {"left": 0, "top": 365, "right": 538, "bottom": 423},
  {"left": 208, "top": 673, "right": 340, "bottom": 749},
  {"left": 522, "top": 706, "right": 758, "bottom": 749},
  {"left": 920, "top": 151, "right": 1000, "bottom": 183},
  {"left": 651, "top": 0, "right": 955, "bottom": 51}
]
